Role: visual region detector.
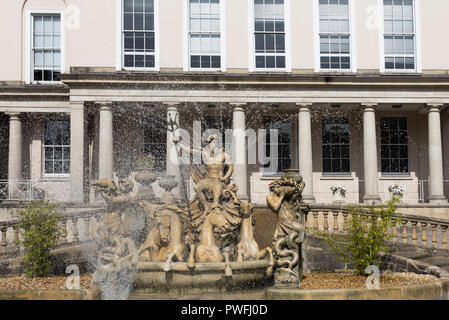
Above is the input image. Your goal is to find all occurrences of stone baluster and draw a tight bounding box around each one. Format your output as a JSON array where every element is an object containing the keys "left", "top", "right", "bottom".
[
  {"left": 59, "top": 220, "right": 68, "bottom": 244},
  {"left": 441, "top": 225, "right": 448, "bottom": 250},
  {"left": 402, "top": 220, "right": 408, "bottom": 244},
  {"left": 323, "top": 211, "right": 329, "bottom": 232},
  {"left": 431, "top": 224, "right": 438, "bottom": 248},
  {"left": 72, "top": 218, "right": 79, "bottom": 242},
  {"left": 313, "top": 211, "right": 319, "bottom": 230},
  {"left": 392, "top": 223, "right": 398, "bottom": 243},
  {"left": 0, "top": 227, "right": 7, "bottom": 253},
  {"left": 84, "top": 217, "right": 91, "bottom": 241},
  {"left": 411, "top": 221, "right": 418, "bottom": 246},
  {"left": 13, "top": 226, "right": 19, "bottom": 249},
  {"left": 420, "top": 222, "right": 427, "bottom": 247},
  {"left": 342, "top": 211, "right": 348, "bottom": 232},
  {"left": 333, "top": 211, "right": 339, "bottom": 232}
]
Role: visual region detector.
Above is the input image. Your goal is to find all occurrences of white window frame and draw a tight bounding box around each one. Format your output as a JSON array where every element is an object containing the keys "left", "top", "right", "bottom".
[
  {"left": 42, "top": 119, "right": 71, "bottom": 179},
  {"left": 116, "top": 0, "right": 160, "bottom": 71},
  {"left": 313, "top": 0, "right": 357, "bottom": 73},
  {"left": 248, "top": 0, "right": 291, "bottom": 73},
  {"left": 378, "top": 0, "right": 421, "bottom": 74},
  {"left": 25, "top": 9, "right": 65, "bottom": 84},
  {"left": 183, "top": 0, "right": 226, "bottom": 72}
]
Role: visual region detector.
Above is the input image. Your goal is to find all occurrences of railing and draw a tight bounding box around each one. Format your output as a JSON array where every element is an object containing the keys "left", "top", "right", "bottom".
[
  {"left": 0, "top": 180, "right": 70, "bottom": 202},
  {"left": 306, "top": 204, "right": 449, "bottom": 251},
  {"left": 0, "top": 208, "right": 105, "bottom": 255}
]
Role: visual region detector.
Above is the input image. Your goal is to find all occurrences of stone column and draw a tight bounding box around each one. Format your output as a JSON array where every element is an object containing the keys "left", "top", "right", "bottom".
[
  {"left": 362, "top": 104, "right": 381, "bottom": 203},
  {"left": 7, "top": 113, "right": 22, "bottom": 181},
  {"left": 99, "top": 103, "right": 114, "bottom": 180},
  {"left": 427, "top": 104, "right": 447, "bottom": 204},
  {"left": 231, "top": 103, "right": 249, "bottom": 201},
  {"left": 70, "top": 102, "right": 86, "bottom": 202},
  {"left": 165, "top": 103, "right": 183, "bottom": 201},
  {"left": 297, "top": 104, "right": 315, "bottom": 203}
]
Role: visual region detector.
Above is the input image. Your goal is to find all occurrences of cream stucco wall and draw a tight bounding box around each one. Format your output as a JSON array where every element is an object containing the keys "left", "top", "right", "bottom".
[{"left": 3, "top": 0, "right": 449, "bottom": 82}]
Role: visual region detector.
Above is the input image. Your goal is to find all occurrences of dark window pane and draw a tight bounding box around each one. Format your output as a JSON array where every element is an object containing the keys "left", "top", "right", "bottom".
[
  {"left": 381, "top": 146, "right": 389, "bottom": 159},
  {"left": 256, "top": 56, "right": 265, "bottom": 68},
  {"left": 341, "top": 56, "right": 350, "bottom": 69},
  {"left": 211, "top": 56, "right": 221, "bottom": 68},
  {"left": 381, "top": 159, "right": 390, "bottom": 173},
  {"left": 255, "top": 20, "right": 264, "bottom": 31},
  {"left": 323, "top": 159, "right": 331, "bottom": 172},
  {"left": 266, "top": 56, "right": 275, "bottom": 68},
  {"left": 43, "top": 70, "right": 52, "bottom": 81},
  {"left": 124, "top": 55, "right": 134, "bottom": 67},
  {"left": 144, "top": 13, "right": 154, "bottom": 30},
  {"left": 255, "top": 34, "right": 265, "bottom": 52},
  {"left": 200, "top": 56, "right": 210, "bottom": 68},
  {"left": 135, "top": 13, "right": 144, "bottom": 30},
  {"left": 53, "top": 71, "right": 61, "bottom": 81},
  {"left": 320, "top": 56, "right": 330, "bottom": 69},
  {"left": 124, "top": 13, "right": 133, "bottom": 30},
  {"left": 191, "top": 55, "right": 200, "bottom": 68},
  {"left": 145, "top": 33, "right": 155, "bottom": 51},
  {"left": 332, "top": 159, "right": 341, "bottom": 172},
  {"left": 63, "top": 161, "right": 70, "bottom": 174},
  {"left": 341, "top": 145, "right": 349, "bottom": 158},
  {"left": 275, "top": 34, "right": 285, "bottom": 52},
  {"left": 265, "top": 34, "right": 275, "bottom": 51},
  {"left": 341, "top": 159, "right": 350, "bottom": 172},
  {"left": 390, "top": 145, "right": 399, "bottom": 159},
  {"left": 45, "top": 161, "right": 53, "bottom": 174},
  {"left": 323, "top": 145, "right": 331, "bottom": 156},
  {"left": 331, "top": 56, "right": 340, "bottom": 69},
  {"left": 275, "top": 21, "right": 284, "bottom": 32},
  {"left": 135, "top": 55, "right": 144, "bottom": 67},
  {"left": 276, "top": 56, "right": 285, "bottom": 68},
  {"left": 34, "top": 70, "right": 43, "bottom": 81},
  {"left": 385, "top": 57, "right": 394, "bottom": 69},
  {"left": 331, "top": 145, "right": 340, "bottom": 158},
  {"left": 145, "top": 55, "right": 155, "bottom": 67},
  {"left": 265, "top": 20, "right": 274, "bottom": 32},
  {"left": 391, "top": 159, "right": 399, "bottom": 172},
  {"left": 395, "top": 57, "right": 404, "bottom": 69},
  {"left": 145, "top": 0, "right": 154, "bottom": 12},
  {"left": 135, "top": 33, "right": 144, "bottom": 51},
  {"left": 399, "top": 145, "right": 408, "bottom": 158},
  {"left": 124, "top": 0, "right": 133, "bottom": 12},
  {"left": 400, "top": 159, "right": 409, "bottom": 173}
]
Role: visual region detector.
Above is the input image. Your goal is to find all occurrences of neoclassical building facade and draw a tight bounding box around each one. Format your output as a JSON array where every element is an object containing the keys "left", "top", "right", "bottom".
[{"left": 1, "top": 0, "right": 449, "bottom": 214}]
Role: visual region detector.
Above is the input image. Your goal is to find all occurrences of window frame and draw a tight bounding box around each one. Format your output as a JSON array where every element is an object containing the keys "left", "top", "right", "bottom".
[
  {"left": 321, "top": 116, "right": 351, "bottom": 175},
  {"left": 313, "top": 0, "right": 357, "bottom": 73},
  {"left": 378, "top": 0, "right": 422, "bottom": 73},
  {"left": 42, "top": 119, "right": 71, "bottom": 179},
  {"left": 248, "top": 0, "right": 291, "bottom": 73},
  {"left": 143, "top": 115, "right": 167, "bottom": 173},
  {"left": 25, "top": 9, "right": 65, "bottom": 85},
  {"left": 183, "top": 0, "right": 226, "bottom": 72},
  {"left": 262, "top": 116, "right": 292, "bottom": 175},
  {"left": 379, "top": 116, "right": 410, "bottom": 176},
  {"left": 117, "top": 0, "right": 160, "bottom": 71}
]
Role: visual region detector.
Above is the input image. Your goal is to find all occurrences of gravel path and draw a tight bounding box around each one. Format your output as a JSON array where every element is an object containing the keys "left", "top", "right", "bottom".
[
  {"left": 300, "top": 272, "right": 438, "bottom": 290},
  {"left": 0, "top": 274, "right": 93, "bottom": 290}
]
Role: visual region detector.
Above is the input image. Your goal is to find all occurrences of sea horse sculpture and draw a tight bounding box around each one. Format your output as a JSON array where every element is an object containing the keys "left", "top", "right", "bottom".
[
  {"left": 236, "top": 201, "right": 274, "bottom": 276},
  {"left": 266, "top": 172, "right": 305, "bottom": 288}
]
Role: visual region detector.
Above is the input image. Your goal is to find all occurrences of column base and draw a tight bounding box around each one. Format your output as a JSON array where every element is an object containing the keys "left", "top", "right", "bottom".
[
  {"left": 429, "top": 195, "right": 448, "bottom": 204},
  {"left": 363, "top": 195, "right": 381, "bottom": 204}
]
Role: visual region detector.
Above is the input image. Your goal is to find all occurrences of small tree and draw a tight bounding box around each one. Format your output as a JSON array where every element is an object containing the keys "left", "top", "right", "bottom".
[
  {"left": 320, "top": 197, "right": 400, "bottom": 274},
  {"left": 17, "top": 201, "right": 62, "bottom": 277}
]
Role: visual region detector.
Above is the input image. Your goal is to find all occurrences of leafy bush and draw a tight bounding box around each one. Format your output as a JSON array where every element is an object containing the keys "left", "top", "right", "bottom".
[
  {"left": 17, "top": 201, "right": 62, "bottom": 277},
  {"left": 318, "top": 197, "right": 400, "bottom": 274}
]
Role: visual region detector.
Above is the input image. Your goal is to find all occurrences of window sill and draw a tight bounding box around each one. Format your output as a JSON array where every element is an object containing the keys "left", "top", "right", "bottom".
[
  {"left": 42, "top": 175, "right": 70, "bottom": 182},
  {"left": 320, "top": 173, "right": 354, "bottom": 180},
  {"left": 379, "top": 174, "right": 413, "bottom": 180}
]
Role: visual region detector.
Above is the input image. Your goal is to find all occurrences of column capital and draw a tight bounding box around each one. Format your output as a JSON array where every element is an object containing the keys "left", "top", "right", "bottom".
[
  {"left": 163, "top": 102, "right": 179, "bottom": 112},
  {"left": 361, "top": 103, "right": 377, "bottom": 111},
  {"left": 426, "top": 103, "right": 445, "bottom": 112},
  {"left": 230, "top": 103, "right": 247, "bottom": 112},
  {"left": 296, "top": 103, "right": 312, "bottom": 110},
  {"left": 5, "top": 112, "right": 21, "bottom": 119}
]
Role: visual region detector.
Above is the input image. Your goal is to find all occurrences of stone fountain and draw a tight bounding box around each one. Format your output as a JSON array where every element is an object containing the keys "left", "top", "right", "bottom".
[{"left": 90, "top": 134, "right": 307, "bottom": 297}]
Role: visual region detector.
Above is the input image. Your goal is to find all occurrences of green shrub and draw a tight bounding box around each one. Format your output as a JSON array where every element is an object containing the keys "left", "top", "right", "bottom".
[
  {"left": 318, "top": 197, "right": 400, "bottom": 274},
  {"left": 17, "top": 201, "right": 62, "bottom": 277}
]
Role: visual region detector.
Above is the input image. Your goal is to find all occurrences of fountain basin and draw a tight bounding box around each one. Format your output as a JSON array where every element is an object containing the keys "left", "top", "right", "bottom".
[{"left": 134, "top": 260, "right": 272, "bottom": 293}]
